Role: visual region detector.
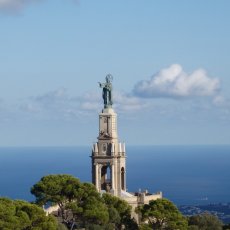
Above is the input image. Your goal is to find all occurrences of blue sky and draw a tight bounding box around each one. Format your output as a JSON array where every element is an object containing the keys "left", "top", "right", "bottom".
[{"left": 0, "top": 0, "right": 230, "bottom": 146}]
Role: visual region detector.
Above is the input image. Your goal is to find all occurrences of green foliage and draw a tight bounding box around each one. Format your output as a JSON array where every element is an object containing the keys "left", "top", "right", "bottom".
[
  {"left": 188, "top": 212, "right": 223, "bottom": 230},
  {"left": 31, "top": 174, "right": 138, "bottom": 229},
  {"left": 65, "top": 182, "right": 109, "bottom": 226},
  {"left": 108, "top": 206, "right": 121, "bottom": 224},
  {"left": 31, "top": 174, "right": 82, "bottom": 206},
  {"left": 139, "top": 224, "right": 152, "bottom": 230},
  {"left": 0, "top": 197, "right": 57, "bottom": 230},
  {"left": 81, "top": 196, "right": 109, "bottom": 225},
  {"left": 57, "top": 223, "right": 68, "bottom": 230},
  {"left": 31, "top": 174, "right": 83, "bottom": 222},
  {"left": 85, "top": 223, "right": 114, "bottom": 230},
  {"left": 31, "top": 174, "right": 104, "bottom": 226},
  {"left": 136, "top": 198, "right": 188, "bottom": 230},
  {"left": 102, "top": 193, "right": 138, "bottom": 229},
  {"left": 188, "top": 226, "right": 199, "bottom": 230}
]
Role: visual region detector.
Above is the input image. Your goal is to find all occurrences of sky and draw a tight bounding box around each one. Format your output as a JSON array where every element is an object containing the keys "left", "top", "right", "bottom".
[{"left": 0, "top": 0, "right": 230, "bottom": 146}]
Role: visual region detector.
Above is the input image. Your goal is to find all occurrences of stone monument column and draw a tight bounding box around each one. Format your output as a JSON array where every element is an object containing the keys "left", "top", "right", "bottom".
[{"left": 91, "top": 75, "right": 126, "bottom": 197}]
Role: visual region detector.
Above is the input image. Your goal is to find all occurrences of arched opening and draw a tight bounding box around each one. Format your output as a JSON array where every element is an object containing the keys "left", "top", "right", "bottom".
[
  {"left": 121, "top": 167, "right": 125, "bottom": 190},
  {"left": 101, "top": 165, "right": 111, "bottom": 191}
]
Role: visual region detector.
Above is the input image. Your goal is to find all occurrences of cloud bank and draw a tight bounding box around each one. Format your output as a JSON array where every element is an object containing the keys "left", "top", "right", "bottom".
[
  {"left": 19, "top": 88, "right": 146, "bottom": 122},
  {"left": 133, "top": 64, "right": 220, "bottom": 98},
  {"left": 0, "top": 0, "right": 38, "bottom": 11},
  {"left": 20, "top": 88, "right": 85, "bottom": 121},
  {"left": 0, "top": 0, "right": 78, "bottom": 12},
  {"left": 79, "top": 91, "right": 145, "bottom": 112},
  {"left": 113, "top": 91, "right": 146, "bottom": 112}
]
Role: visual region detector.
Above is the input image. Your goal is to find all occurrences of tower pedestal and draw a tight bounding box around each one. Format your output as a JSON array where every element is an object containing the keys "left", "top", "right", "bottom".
[{"left": 91, "top": 108, "right": 126, "bottom": 197}]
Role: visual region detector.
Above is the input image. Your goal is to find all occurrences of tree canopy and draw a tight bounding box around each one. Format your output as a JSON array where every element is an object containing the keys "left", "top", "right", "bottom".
[
  {"left": 136, "top": 198, "right": 188, "bottom": 230},
  {"left": 188, "top": 212, "right": 223, "bottom": 230},
  {"left": 31, "top": 174, "right": 136, "bottom": 229},
  {"left": 0, "top": 197, "right": 57, "bottom": 230},
  {"left": 4, "top": 173, "right": 224, "bottom": 230},
  {"left": 31, "top": 174, "right": 82, "bottom": 206},
  {"left": 102, "top": 193, "right": 138, "bottom": 229},
  {"left": 31, "top": 174, "right": 84, "bottom": 222}
]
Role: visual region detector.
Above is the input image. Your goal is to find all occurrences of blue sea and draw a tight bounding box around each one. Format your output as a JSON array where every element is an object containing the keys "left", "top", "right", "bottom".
[{"left": 0, "top": 145, "right": 229, "bottom": 206}]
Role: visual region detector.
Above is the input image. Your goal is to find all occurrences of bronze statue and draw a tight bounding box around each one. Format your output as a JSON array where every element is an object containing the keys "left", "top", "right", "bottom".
[{"left": 99, "top": 74, "right": 113, "bottom": 108}]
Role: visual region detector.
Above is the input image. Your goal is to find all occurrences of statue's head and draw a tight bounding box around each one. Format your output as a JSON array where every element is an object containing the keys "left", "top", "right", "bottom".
[{"left": 106, "top": 74, "right": 113, "bottom": 83}]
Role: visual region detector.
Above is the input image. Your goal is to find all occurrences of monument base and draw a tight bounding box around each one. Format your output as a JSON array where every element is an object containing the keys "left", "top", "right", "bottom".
[{"left": 111, "top": 189, "right": 163, "bottom": 223}]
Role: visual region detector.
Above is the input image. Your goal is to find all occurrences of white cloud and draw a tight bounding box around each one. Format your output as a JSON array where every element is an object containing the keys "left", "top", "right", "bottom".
[
  {"left": 80, "top": 90, "right": 146, "bottom": 112},
  {"left": 212, "top": 95, "right": 230, "bottom": 109},
  {"left": 0, "top": 0, "right": 78, "bottom": 12},
  {"left": 21, "top": 88, "right": 100, "bottom": 117},
  {"left": 213, "top": 95, "right": 226, "bottom": 106},
  {"left": 18, "top": 82, "right": 228, "bottom": 125},
  {"left": 19, "top": 88, "right": 146, "bottom": 122},
  {"left": 79, "top": 91, "right": 101, "bottom": 111},
  {"left": 0, "top": 0, "right": 39, "bottom": 11},
  {"left": 34, "top": 88, "right": 68, "bottom": 104},
  {"left": 19, "top": 88, "right": 81, "bottom": 120},
  {"left": 113, "top": 91, "right": 146, "bottom": 112},
  {"left": 133, "top": 64, "right": 220, "bottom": 98}
]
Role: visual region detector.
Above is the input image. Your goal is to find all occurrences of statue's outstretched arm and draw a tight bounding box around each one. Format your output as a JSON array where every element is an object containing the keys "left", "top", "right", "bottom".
[{"left": 98, "top": 82, "right": 105, "bottom": 88}]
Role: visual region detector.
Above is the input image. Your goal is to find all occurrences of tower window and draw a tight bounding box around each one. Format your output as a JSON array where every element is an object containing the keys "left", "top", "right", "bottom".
[
  {"left": 101, "top": 165, "right": 111, "bottom": 192},
  {"left": 121, "top": 167, "right": 125, "bottom": 190},
  {"left": 102, "top": 144, "right": 107, "bottom": 153}
]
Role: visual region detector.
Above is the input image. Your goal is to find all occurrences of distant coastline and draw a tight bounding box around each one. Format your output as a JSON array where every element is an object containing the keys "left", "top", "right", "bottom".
[{"left": 179, "top": 203, "right": 230, "bottom": 224}]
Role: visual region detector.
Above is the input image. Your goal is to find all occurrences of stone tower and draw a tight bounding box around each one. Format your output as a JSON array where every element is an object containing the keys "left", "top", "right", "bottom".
[
  {"left": 44, "top": 75, "right": 162, "bottom": 219},
  {"left": 91, "top": 75, "right": 126, "bottom": 197}
]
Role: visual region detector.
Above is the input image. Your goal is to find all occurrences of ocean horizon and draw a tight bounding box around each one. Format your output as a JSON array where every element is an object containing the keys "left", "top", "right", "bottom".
[{"left": 0, "top": 145, "right": 229, "bottom": 206}]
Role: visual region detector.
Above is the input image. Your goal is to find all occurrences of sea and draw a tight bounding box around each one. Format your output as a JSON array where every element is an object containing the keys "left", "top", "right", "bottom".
[{"left": 0, "top": 145, "right": 229, "bottom": 206}]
